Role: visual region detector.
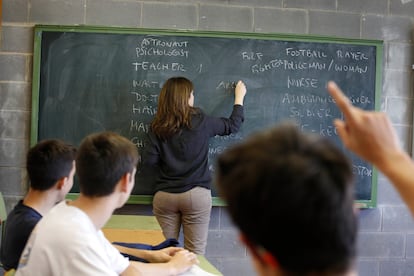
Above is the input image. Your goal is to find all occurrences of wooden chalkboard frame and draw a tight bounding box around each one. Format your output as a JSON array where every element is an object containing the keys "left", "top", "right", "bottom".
[{"left": 31, "top": 25, "right": 382, "bottom": 207}]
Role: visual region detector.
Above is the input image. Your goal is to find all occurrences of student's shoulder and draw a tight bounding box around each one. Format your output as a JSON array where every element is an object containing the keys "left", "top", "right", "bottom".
[
  {"left": 35, "top": 215, "right": 96, "bottom": 247},
  {"left": 7, "top": 202, "right": 41, "bottom": 226}
]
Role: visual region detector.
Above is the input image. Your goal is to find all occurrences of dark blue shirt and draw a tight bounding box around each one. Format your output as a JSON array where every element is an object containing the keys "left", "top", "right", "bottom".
[
  {"left": 145, "top": 105, "right": 244, "bottom": 193},
  {"left": 0, "top": 200, "right": 42, "bottom": 271}
]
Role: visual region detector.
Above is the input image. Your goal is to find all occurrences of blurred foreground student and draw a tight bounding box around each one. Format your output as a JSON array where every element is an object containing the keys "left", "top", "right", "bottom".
[
  {"left": 216, "top": 123, "right": 357, "bottom": 276},
  {"left": 16, "top": 131, "right": 198, "bottom": 276},
  {"left": 0, "top": 139, "right": 77, "bottom": 272},
  {"left": 145, "top": 76, "right": 246, "bottom": 255},
  {"left": 327, "top": 81, "right": 414, "bottom": 216}
]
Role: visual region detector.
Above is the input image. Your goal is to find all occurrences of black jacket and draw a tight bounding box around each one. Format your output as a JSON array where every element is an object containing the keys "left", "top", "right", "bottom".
[{"left": 144, "top": 105, "right": 244, "bottom": 193}]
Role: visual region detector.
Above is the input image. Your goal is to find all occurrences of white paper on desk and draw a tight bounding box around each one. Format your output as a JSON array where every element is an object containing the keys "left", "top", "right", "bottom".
[{"left": 179, "top": 264, "right": 219, "bottom": 276}]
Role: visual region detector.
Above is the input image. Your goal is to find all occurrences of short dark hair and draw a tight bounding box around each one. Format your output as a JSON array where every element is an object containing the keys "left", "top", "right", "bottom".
[
  {"left": 26, "top": 139, "right": 77, "bottom": 191},
  {"left": 216, "top": 122, "right": 357, "bottom": 275},
  {"left": 76, "top": 131, "right": 140, "bottom": 197}
]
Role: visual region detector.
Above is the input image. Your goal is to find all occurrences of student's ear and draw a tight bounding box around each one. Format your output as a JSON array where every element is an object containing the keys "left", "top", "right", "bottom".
[
  {"left": 239, "top": 233, "right": 279, "bottom": 269},
  {"left": 56, "top": 177, "right": 66, "bottom": 190},
  {"left": 119, "top": 173, "right": 130, "bottom": 193}
]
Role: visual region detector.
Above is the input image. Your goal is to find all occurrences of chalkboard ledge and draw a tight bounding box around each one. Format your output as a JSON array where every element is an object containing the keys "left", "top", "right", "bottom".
[{"left": 65, "top": 194, "right": 372, "bottom": 208}]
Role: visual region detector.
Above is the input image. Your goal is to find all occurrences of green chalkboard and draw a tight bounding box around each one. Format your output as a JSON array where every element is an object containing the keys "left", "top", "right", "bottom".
[{"left": 31, "top": 25, "right": 382, "bottom": 207}]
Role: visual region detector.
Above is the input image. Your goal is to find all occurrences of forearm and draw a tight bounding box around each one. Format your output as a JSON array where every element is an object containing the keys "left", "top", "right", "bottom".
[
  {"left": 131, "top": 261, "right": 176, "bottom": 276},
  {"left": 227, "top": 105, "right": 244, "bottom": 133},
  {"left": 376, "top": 151, "right": 414, "bottom": 215},
  {"left": 234, "top": 96, "right": 244, "bottom": 105},
  {"left": 114, "top": 245, "right": 153, "bottom": 261},
  {"left": 121, "top": 264, "right": 143, "bottom": 276}
]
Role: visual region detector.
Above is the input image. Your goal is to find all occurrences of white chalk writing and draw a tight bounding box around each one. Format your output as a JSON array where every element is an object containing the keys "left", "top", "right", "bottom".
[
  {"left": 287, "top": 76, "right": 318, "bottom": 88},
  {"left": 300, "top": 124, "right": 338, "bottom": 137},
  {"left": 130, "top": 137, "right": 145, "bottom": 148},
  {"left": 130, "top": 120, "right": 150, "bottom": 133},
  {"left": 289, "top": 106, "right": 332, "bottom": 118},
  {"left": 286, "top": 48, "right": 328, "bottom": 58},
  {"left": 241, "top": 52, "right": 263, "bottom": 60},
  {"left": 132, "top": 104, "right": 157, "bottom": 115},
  {"left": 130, "top": 92, "right": 158, "bottom": 102},
  {"left": 281, "top": 93, "right": 334, "bottom": 105},
  {"left": 132, "top": 62, "right": 186, "bottom": 72},
  {"left": 333, "top": 64, "right": 368, "bottom": 73},
  {"left": 133, "top": 80, "right": 161, "bottom": 88},
  {"left": 353, "top": 165, "right": 372, "bottom": 176},
  {"left": 336, "top": 50, "right": 368, "bottom": 61},
  {"left": 136, "top": 47, "right": 189, "bottom": 58}
]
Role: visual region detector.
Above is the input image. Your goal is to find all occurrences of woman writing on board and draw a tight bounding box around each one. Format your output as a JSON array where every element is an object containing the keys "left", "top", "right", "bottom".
[{"left": 145, "top": 76, "right": 247, "bottom": 255}]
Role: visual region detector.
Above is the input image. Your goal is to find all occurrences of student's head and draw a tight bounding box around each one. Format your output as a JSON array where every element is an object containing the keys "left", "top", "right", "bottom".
[
  {"left": 76, "top": 131, "right": 140, "bottom": 199},
  {"left": 27, "top": 139, "right": 77, "bottom": 194},
  {"left": 151, "top": 76, "right": 195, "bottom": 140},
  {"left": 216, "top": 122, "right": 357, "bottom": 276}
]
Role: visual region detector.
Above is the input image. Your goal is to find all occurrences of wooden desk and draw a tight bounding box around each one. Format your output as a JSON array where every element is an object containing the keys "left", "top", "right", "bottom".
[
  {"left": 103, "top": 215, "right": 223, "bottom": 275},
  {"left": 103, "top": 215, "right": 164, "bottom": 245},
  {"left": 105, "top": 215, "right": 161, "bottom": 230}
]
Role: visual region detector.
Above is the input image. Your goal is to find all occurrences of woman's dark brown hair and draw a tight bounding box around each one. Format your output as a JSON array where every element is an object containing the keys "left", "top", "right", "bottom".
[{"left": 151, "top": 77, "right": 197, "bottom": 140}]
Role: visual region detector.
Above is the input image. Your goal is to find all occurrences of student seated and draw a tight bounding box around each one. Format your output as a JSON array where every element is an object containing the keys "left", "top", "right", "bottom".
[
  {"left": 0, "top": 139, "right": 77, "bottom": 271},
  {"left": 15, "top": 132, "right": 198, "bottom": 275},
  {"left": 1, "top": 139, "right": 192, "bottom": 273},
  {"left": 215, "top": 122, "right": 357, "bottom": 276}
]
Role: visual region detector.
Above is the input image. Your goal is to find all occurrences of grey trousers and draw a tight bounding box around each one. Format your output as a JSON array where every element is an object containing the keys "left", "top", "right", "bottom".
[{"left": 152, "top": 186, "right": 212, "bottom": 255}]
